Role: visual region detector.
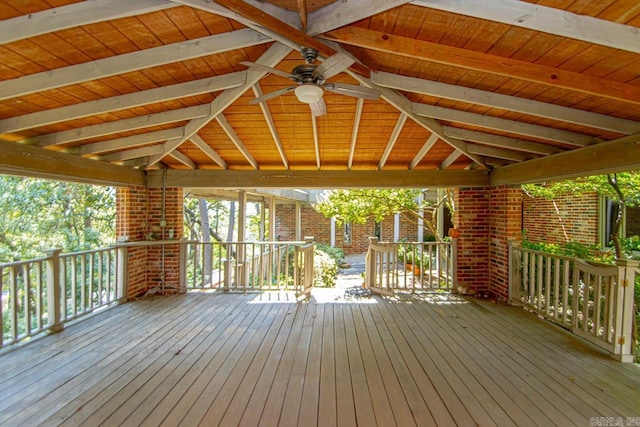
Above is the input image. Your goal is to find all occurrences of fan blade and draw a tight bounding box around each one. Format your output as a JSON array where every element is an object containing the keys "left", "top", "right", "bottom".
[
  {"left": 324, "top": 83, "right": 380, "bottom": 100},
  {"left": 249, "top": 87, "right": 295, "bottom": 104},
  {"left": 240, "top": 61, "right": 295, "bottom": 80},
  {"left": 310, "top": 98, "right": 327, "bottom": 117},
  {"left": 313, "top": 52, "right": 355, "bottom": 80}
]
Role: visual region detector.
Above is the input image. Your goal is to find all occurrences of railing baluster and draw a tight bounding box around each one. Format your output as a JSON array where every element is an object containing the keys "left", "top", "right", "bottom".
[{"left": 22, "top": 263, "right": 31, "bottom": 337}]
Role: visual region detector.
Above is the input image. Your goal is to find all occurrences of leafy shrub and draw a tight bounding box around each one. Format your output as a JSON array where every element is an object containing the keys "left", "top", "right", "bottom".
[
  {"left": 313, "top": 249, "right": 338, "bottom": 287},
  {"left": 315, "top": 243, "right": 345, "bottom": 265}
]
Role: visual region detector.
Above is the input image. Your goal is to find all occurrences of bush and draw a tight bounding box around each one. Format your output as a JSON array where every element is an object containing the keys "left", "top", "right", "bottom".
[
  {"left": 313, "top": 249, "right": 338, "bottom": 287},
  {"left": 315, "top": 243, "right": 344, "bottom": 265}
]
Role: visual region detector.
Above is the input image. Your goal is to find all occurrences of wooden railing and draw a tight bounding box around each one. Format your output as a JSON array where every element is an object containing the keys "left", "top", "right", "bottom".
[
  {"left": 183, "top": 239, "right": 314, "bottom": 296},
  {"left": 509, "top": 244, "right": 638, "bottom": 362},
  {"left": 365, "top": 238, "right": 457, "bottom": 295},
  {"left": 0, "top": 247, "right": 122, "bottom": 348}
]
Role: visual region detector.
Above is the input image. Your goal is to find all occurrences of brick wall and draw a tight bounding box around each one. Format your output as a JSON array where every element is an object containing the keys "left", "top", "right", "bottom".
[
  {"left": 522, "top": 191, "right": 599, "bottom": 245},
  {"left": 455, "top": 188, "right": 491, "bottom": 294},
  {"left": 275, "top": 204, "right": 420, "bottom": 255},
  {"left": 489, "top": 186, "right": 522, "bottom": 301},
  {"left": 116, "top": 186, "right": 184, "bottom": 298}
]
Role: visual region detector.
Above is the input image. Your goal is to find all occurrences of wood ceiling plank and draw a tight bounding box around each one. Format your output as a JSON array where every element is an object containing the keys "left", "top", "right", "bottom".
[
  {"left": 413, "top": 0, "right": 640, "bottom": 55},
  {"left": 0, "top": 72, "right": 245, "bottom": 134},
  {"left": 0, "top": 29, "right": 270, "bottom": 102},
  {"left": 324, "top": 26, "right": 640, "bottom": 105},
  {"left": 0, "top": 0, "right": 178, "bottom": 45}
]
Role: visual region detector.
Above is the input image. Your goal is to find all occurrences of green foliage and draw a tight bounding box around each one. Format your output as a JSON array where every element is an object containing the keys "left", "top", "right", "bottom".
[
  {"left": 313, "top": 249, "right": 338, "bottom": 288},
  {"left": 0, "top": 176, "right": 115, "bottom": 262},
  {"left": 314, "top": 243, "right": 345, "bottom": 265},
  {"left": 522, "top": 172, "right": 640, "bottom": 206},
  {"left": 312, "top": 189, "right": 423, "bottom": 224},
  {"left": 520, "top": 240, "right": 614, "bottom": 264}
]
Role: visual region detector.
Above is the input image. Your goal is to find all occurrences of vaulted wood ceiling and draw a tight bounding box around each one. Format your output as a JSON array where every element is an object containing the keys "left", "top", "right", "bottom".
[{"left": 1, "top": 0, "right": 640, "bottom": 189}]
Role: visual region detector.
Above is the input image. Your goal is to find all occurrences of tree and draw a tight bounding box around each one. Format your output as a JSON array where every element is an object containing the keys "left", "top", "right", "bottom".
[
  {"left": 312, "top": 188, "right": 455, "bottom": 241},
  {"left": 0, "top": 175, "right": 115, "bottom": 262},
  {"left": 523, "top": 172, "right": 640, "bottom": 257}
]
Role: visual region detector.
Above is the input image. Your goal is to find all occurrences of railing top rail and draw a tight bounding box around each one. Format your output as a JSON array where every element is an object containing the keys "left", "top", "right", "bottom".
[
  {"left": 60, "top": 246, "right": 117, "bottom": 258},
  {"left": 0, "top": 256, "right": 50, "bottom": 269},
  {"left": 573, "top": 258, "right": 618, "bottom": 275},
  {"left": 511, "top": 245, "right": 576, "bottom": 262}
]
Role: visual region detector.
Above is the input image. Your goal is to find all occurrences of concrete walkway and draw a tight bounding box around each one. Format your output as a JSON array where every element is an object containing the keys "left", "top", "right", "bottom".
[{"left": 336, "top": 253, "right": 367, "bottom": 289}]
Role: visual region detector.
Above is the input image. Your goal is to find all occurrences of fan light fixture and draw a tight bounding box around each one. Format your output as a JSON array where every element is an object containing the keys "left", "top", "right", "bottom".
[{"left": 294, "top": 84, "right": 323, "bottom": 104}]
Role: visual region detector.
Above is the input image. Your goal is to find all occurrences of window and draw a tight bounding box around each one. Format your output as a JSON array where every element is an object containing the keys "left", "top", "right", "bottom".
[
  {"left": 344, "top": 222, "right": 352, "bottom": 244},
  {"left": 601, "top": 197, "right": 640, "bottom": 245},
  {"left": 374, "top": 220, "right": 382, "bottom": 240}
]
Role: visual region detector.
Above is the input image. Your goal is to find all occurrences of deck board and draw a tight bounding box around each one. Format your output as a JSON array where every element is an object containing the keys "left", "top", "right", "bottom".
[{"left": 0, "top": 291, "right": 638, "bottom": 426}]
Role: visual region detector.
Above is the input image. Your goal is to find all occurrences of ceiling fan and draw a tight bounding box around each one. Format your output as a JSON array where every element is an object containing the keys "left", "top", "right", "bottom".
[{"left": 241, "top": 47, "right": 379, "bottom": 117}]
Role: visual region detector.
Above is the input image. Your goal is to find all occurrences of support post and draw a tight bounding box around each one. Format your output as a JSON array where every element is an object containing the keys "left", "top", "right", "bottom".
[
  {"left": 44, "top": 248, "right": 63, "bottom": 333},
  {"left": 451, "top": 237, "right": 458, "bottom": 292},
  {"left": 612, "top": 259, "right": 638, "bottom": 362},
  {"left": 179, "top": 241, "right": 188, "bottom": 294},
  {"left": 115, "top": 242, "right": 128, "bottom": 303}
]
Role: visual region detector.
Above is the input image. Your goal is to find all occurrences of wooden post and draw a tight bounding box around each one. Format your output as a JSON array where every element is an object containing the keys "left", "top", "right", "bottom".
[
  {"left": 612, "top": 259, "right": 638, "bottom": 362},
  {"left": 451, "top": 237, "right": 459, "bottom": 293},
  {"left": 44, "top": 248, "right": 63, "bottom": 333},
  {"left": 365, "top": 237, "right": 378, "bottom": 288},
  {"left": 115, "top": 242, "right": 128, "bottom": 303},
  {"left": 179, "top": 241, "right": 188, "bottom": 294}
]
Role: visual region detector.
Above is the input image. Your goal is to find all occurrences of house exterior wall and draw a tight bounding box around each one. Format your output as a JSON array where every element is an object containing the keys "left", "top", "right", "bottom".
[
  {"left": 275, "top": 203, "right": 420, "bottom": 255},
  {"left": 522, "top": 191, "right": 599, "bottom": 245},
  {"left": 116, "top": 186, "right": 184, "bottom": 298}
]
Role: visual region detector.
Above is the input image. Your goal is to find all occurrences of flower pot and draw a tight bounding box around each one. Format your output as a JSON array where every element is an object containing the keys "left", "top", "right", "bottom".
[{"left": 448, "top": 228, "right": 459, "bottom": 238}]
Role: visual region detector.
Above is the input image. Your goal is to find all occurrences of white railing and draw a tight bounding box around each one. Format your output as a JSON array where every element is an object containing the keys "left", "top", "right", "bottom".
[
  {"left": 183, "top": 239, "right": 314, "bottom": 296},
  {"left": 365, "top": 238, "right": 457, "bottom": 295},
  {"left": 509, "top": 244, "right": 638, "bottom": 362},
  {"left": 1, "top": 247, "right": 122, "bottom": 348}
]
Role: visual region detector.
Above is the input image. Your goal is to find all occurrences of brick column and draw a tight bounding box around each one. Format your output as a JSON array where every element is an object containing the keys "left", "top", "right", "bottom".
[
  {"left": 455, "top": 188, "right": 491, "bottom": 294},
  {"left": 116, "top": 186, "right": 184, "bottom": 298},
  {"left": 489, "top": 186, "right": 522, "bottom": 301}
]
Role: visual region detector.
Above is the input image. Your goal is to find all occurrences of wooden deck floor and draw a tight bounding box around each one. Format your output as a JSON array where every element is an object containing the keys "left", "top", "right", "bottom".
[{"left": 1, "top": 290, "right": 639, "bottom": 426}]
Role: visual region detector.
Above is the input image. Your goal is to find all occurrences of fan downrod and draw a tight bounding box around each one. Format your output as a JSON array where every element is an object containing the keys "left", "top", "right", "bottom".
[{"left": 300, "top": 47, "right": 319, "bottom": 64}]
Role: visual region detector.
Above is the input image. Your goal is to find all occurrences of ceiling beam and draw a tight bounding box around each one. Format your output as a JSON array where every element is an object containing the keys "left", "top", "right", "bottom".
[
  {"left": 100, "top": 145, "right": 165, "bottom": 163},
  {"left": 0, "top": 140, "right": 145, "bottom": 186},
  {"left": 147, "top": 169, "right": 491, "bottom": 189},
  {"left": 443, "top": 127, "right": 561, "bottom": 155},
  {"left": 439, "top": 151, "right": 462, "bottom": 169},
  {"left": 410, "top": 133, "right": 439, "bottom": 170},
  {"left": 306, "top": 0, "right": 412, "bottom": 36},
  {"left": 190, "top": 134, "right": 227, "bottom": 169},
  {"left": 79, "top": 128, "right": 184, "bottom": 156},
  {"left": 413, "top": 103, "right": 597, "bottom": 147},
  {"left": 216, "top": 114, "right": 259, "bottom": 169},
  {"left": 372, "top": 71, "right": 640, "bottom": 135},
  {"left": 0, "top": 0, "right": 177, "bottom": 45},
  {"left": 379, "top": 113, "right": 407, "bottom": 170},
  {"left": 413, "top": 0, "right": 640, "bottom": 55},
  {"left": 323, "top": 26, "right": 640, "bottom": 105},
  {"left": 348, "top": 98, "right": 365, "bottom": 170},
  {"left": 297, "top": 0, "right": 308, "bottom": 31},
  {"left": 0, "top": 29, "right": 270, "bottom": 102},
  {"left": 490, "top": 133, "right": 640, "bottom": 185},
  {"left": 24, "top": 105, "right": 210, "bottom": 147},
  {"left": 145, "top": 43, "right": 292, "bottom": 166},
  {"left": 252, "top": 84, "right": 289, "bottom": 169},
  {"left": 186, "top": 0, "right": 369, "bottom": 76},
  {"left": 0, "top": 72, "right": 245, "bottom": 134}
]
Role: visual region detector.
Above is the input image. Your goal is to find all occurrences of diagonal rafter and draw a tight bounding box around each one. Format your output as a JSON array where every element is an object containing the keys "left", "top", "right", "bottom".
[
  {"left": 145, "top": 43, "right": 293, "bottom": 167},
  {"left": 378, "top": 113, "right": 408, "bottom": 170},
  {"left": 190, "top": 134, "right": 227, "bottom": 169},
  {"left": 372, "top": 71, "right": 640, "bottom": 135},
  {"left": 216, "top": 114, "right": 258, "bottom": 169},
  {"left": 323, "top": 26, "right": 640, "bottom": 105},
  {"left": 252, "top": 84, "right": 289, "bottom": 169},
  {"left": 0, "top": 72, "right": 245, "bottom": 134},
  {"left": 348, "top": 98, "right": 365, "bottom": 170},
  {"left": 410, "top": 133, "right": 439, "bottom": 170},
  {"left": 413, "top": 0, "right": 640, "bottom": 55},
  {"left": 0, "top": 29, "right": 270, "bottom": 102}
]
